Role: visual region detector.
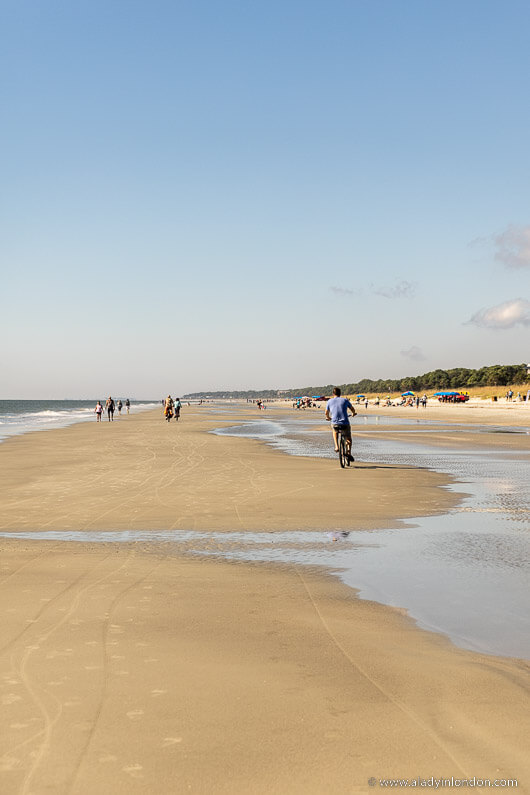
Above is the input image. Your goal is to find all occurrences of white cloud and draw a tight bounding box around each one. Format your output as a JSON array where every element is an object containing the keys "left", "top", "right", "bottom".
[
  {"left": 400, "top": 345, "right": 426, "bottom": 361},
  {"left": 330, "top": 286, "right": 355, "bottom": 296},
  {"left": 493, "top": 225, "right": 530, "bottom": 269},
  {"left": 467, "top": 298, "right": 530, "bottom": 329}
]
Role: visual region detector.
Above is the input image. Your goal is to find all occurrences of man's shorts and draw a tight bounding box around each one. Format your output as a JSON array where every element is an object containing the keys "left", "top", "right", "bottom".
[{"left": 332, "top": 423, "right": 351, "bottom": 441}]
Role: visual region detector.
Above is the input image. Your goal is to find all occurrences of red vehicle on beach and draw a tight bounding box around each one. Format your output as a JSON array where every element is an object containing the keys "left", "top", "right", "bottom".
[{"left": 434, "top": 391, "right": 469, "bottom": 403}]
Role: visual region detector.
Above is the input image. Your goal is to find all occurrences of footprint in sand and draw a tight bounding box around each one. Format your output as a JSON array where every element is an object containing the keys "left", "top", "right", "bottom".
[
  {"left": 46, "top": 649, "right": 73, "bottom": 659},
  {"left": 123, "top": 764, "right": 144, "bottom": 779},
  {"left": 0, "top": 757, "right": 20, "bottom": 772},
  {"left": 162, "top": 737, "right": 182, "bottom": 747},
  {"left": 2, "top": 694, "right": 22, "bottom": 705},
  {"left": 126, "top": 709, "right": 144, "bottom": 720},
  {"left": 151, "top": 689, "right": 167, "bottom": 697}
]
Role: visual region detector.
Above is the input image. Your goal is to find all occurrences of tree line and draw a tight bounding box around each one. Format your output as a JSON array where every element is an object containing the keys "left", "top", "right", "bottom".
[{"left": 183, "top": 363, "right": 529, "bottom": 399}]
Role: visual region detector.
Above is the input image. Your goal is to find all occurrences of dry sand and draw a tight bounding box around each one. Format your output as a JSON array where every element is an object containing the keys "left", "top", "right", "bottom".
[{"left": 0, "top": 405, "right": 528, "bottom": 794}]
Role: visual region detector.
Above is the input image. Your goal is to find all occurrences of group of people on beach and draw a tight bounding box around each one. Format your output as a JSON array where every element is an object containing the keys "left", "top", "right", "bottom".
[
  {"left": 163, "top": 395, "right": 182, "bottom": 422},
  {"left": 94, "top": 397, "right": 130, "bottom": 422}
]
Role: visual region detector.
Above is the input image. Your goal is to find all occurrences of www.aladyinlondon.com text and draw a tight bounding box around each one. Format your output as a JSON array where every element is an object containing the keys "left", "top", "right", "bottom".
[{"left": 368, "top": 776, "right": 518, "bottom": 788}]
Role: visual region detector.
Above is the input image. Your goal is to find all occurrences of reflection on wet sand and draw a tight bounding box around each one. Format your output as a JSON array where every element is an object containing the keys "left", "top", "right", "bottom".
[{"left": 210, "top": 414, "right": 530, "bottom": 658}]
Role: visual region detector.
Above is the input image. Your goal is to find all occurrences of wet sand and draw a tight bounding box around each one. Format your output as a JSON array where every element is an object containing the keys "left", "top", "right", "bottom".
[
  {"left": 0, "top": 405, "right": 529, "bottom": 794},
  {"left": 0, "top": 406, "right": 457, "bottom": 533}
]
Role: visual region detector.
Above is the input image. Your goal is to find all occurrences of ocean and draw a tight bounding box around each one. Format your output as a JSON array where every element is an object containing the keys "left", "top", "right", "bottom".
[{"left": 0, "top": 399, "right": 159, "bottom": 443}]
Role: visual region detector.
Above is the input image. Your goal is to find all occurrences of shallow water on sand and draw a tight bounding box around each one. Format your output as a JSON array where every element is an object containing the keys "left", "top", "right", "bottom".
[{"left": 209, "top": 413, "right": 530, "bottom": 658}]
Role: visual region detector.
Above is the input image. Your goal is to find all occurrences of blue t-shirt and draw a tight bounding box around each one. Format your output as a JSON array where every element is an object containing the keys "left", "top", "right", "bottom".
[{"left": 326, "top": 397, "right": 354, "bottom": 425}]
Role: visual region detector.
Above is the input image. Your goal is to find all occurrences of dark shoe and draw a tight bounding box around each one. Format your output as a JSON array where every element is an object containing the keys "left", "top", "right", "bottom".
[{"left": 348, "top": 454, "right": 355, "bottom": 462}]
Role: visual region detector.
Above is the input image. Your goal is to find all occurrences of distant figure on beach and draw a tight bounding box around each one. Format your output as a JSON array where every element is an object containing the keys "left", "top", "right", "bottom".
[
  {"left": 174, "top": 398, "right": 181, "bottom": 421},
  {"left": 325, "top": 387, "right": 356, "bottom": 462},
  {"left": 117, "top": 400, "right": 123, "bottom": 415},
  {"left": 106, "top": 396, "right": 115, "bottom": 421},
  {"left": 126, "top": 398, "right": 130, "bottom": 414},
  {"left": 94, "top": 401, "right": 103, "bottom": 422},
  {"left": 164, "top": 395, "right": 174, "bottom": 422}
]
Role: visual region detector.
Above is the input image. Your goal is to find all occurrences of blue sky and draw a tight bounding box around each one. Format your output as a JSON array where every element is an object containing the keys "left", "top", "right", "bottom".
[{"left": 1, "top": 0, "right": 529, "bottom": 397}]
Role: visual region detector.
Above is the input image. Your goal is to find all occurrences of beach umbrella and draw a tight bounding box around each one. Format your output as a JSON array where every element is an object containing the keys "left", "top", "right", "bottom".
[
  {"left": 402, "top": 391, "right": 415, "bottom": 396},
  {"left": 357, "top": 394, "right": 365, "bottom": 398}
]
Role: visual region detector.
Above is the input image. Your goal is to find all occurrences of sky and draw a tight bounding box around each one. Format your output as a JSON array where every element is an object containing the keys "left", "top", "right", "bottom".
[{"left": 1, "top": 0, "right": 529, "bottom": 398}]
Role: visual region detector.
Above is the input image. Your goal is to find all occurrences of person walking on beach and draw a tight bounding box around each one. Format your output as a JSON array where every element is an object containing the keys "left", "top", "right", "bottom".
[
  {"left": 126, "top": 398, "right": 130, "bottom": 414},
  {"left": 117, "top": 399, "right": 123, "bottom": 416},
  {"left": 164, "top": 395, "right": 174, "bottom": 422},
  {"left": 95, "top": 401, "right": 103, "bottom": 422},
  {"left": 325, "top": 387, "right": 356, "bottom": 462},
  {"left": 106, "top": 396, "right": 115, "bottom": 421},
  {"left": 174, "top": 397, "right": 181, "bottom": 421}
]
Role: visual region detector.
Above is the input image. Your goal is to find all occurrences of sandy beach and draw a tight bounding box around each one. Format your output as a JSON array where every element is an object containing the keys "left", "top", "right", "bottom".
[{"left": 1, "top": 404, "right": 528, "bottom": 794}]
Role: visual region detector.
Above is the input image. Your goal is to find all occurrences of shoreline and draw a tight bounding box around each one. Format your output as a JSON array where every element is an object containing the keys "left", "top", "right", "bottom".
[
  {"left": 0, "top": 406, "right": 461, "bottom": 533},
  {"left": 1, "top": 404, "right": 528, "bottom": 793}
]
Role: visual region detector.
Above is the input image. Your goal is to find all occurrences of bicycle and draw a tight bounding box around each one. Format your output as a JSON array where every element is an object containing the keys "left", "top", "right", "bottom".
[{"left": 333, "top": 424, "right": 354, "bottom": 469}]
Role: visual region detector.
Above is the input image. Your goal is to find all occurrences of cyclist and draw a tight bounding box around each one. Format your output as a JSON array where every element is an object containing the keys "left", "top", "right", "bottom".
[{"left": 325, "top": 387, "right": 356, "bottom": 462}]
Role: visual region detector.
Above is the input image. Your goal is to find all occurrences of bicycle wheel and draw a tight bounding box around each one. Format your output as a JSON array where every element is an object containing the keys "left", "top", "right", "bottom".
[{"left": 338, "top": 433, "right": 347, "bottom": 468}]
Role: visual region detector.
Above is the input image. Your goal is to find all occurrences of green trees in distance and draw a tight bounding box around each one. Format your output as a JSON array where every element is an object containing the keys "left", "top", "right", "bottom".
[
  {"left": 183, "top": 363, "right": 529, "bottom": 399},
  {"left": 338, "top": 363, "right": 529, "bottom": 396}
]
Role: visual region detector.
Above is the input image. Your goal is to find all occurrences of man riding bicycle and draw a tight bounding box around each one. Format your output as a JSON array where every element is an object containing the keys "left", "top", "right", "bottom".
[{"left": 325, "top": 387, "right": 356, "bottom": 462}]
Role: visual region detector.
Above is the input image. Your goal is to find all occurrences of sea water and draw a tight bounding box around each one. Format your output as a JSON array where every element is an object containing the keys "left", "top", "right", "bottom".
[{"left": 0, "top": 399, "right": 158, "bottom": 442}]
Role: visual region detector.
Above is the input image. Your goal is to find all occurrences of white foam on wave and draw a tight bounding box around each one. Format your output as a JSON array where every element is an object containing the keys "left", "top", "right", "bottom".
[{"left": 0, "top": 402, "right": 159, "bottom": 443}]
